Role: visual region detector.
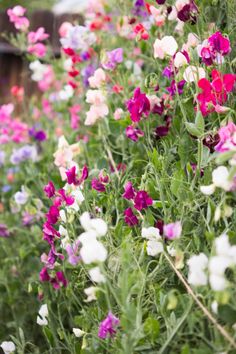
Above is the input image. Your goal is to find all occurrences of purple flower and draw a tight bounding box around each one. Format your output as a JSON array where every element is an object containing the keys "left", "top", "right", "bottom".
[
  {"left": 98, "top": 312, "right": 120, "bottom": 339},
  {"left": 167, "top": 80, "right": 186, "bottom": 96},
  {"left": 162, "top": 66, "right": 174, "bottom": 79},
  {"left": 66, "top": 240, "right": 80, "bottom": 266},
  {"left": 66, "top": 165, "right": 89, "bottom": 186},
  {"left": 134, "top": 191, "right": 153, "bottom": 211},
  {"left": 156, "top": 0, "right": 166, "bottom": 3},
  {"left": 91, "top": 178, "right": 106, "bottom": 192},
  {"left": 51, "top": 271, "right": 68, "bottom": 289},
  {"left": 82, "top": 65, "right": 95, "bottom": 87},
  {"left": 132, "top": 0, "right": 148, "bottom": 17},
  {"left": 126, "top": 87, "right": 150, "bottom": 122},
  {"left": 10, "top": 145, "right": 38, "bottom": 164},
  {"left": 122, "top": 181, "right": 136, "bottom": 200},
  {"left": 177, "top": 1, "right": 198, "bottom": 24},
  {"left": 29, "top": 127, "right": 47, "bottom": 141},
  {"left": 163, "top": 221, "right": 182, "bottom": 240},
  {"left": 0, "top": 224, "right": 10, "bottom": 238},
  {"left": 2, "top": 185, "right": 12, "bottom": 193},
  {"left": 124, "top": 208, "right": 139, "bottom": 226},
  {"left": 44, "top": 181, "right": 56, "bottom": 198},
  {"left": 126, "top": 126, "right": 144, "bottom": 142},
  {"left": 102, "top": 48, "right": 123, "bottom": 70},
  {"left": 39, "top": 267, "right": 50, "bottom": 282},
  {"left": 208, "top": 31, "right": 231, "bottom": 56}
]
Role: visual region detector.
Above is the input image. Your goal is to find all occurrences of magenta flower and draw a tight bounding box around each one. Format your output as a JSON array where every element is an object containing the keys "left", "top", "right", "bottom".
[
  {"left": 124, "top": 208, "right": 139, "bottom": 226},
  {"left": 208, "top": 31, "right": 231, "bottom": 56},
  {"left": 102, "top": 48, "right": 123, "bottom": 70},
  {"left": 91, "top": 178, "right": 106, "bottom": 192},
  {"left": 46, "top": 205, "right": 60, "bottom": 224},
  {"left": 126, "top": 88, "right": 150, "bottom": 122},
  {"left": 39, "top": 267, "right": 50, "bottom": 282},
  {"left": 126, "top": 126, "right": 144, "bottom": 141},
  {"left": 57, "top": 189, "right": 75, "bottom": 206},
  {"left": 122, "top": 181, "right": 136, "bottom": 200},
  {"left": 167, "top": 80, "right": 186, "bottom": 96},
  {"left": 0, "top": 224, "right": 10, "bottom": 238},
  {"left": 43, "top": 222, "right": 60, "bottom": 245},
  {"left": 98, "top": 312, "right": 120, "bottom": 339},
  {"left": 98, "top": 170, "right": 110, "bottom": 184},
  {"left": 51, "top": 271, "right": 68, "bottom": 289},
  {"left": 66, "top": 165, "right": 89, "bottom": 185},
  {"left": 134, "top": 191, "right": 153, "bottom": 211},
  {"left": 177, "top": 0, "right": 198, "bottom": 24},
  {"left": 163, "top": 221, "right": 182, "bottom": 240}
]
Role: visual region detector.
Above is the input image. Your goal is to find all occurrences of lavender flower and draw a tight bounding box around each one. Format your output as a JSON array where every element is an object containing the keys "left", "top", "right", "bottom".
[
  {"left": 0, "top": 150, "right": 5, "bottom": 166},
  {"left": 10, "top": 145, "right": 38, "bottom": 165},
  {"left": 102, "top": 48, "right": 123, "bottom": 70},
  {"left": 60, "top": 25, "right": 96, "bottom": 51},
  {"left": 0, "top": 224, "right": 10, "bottom": 238}
]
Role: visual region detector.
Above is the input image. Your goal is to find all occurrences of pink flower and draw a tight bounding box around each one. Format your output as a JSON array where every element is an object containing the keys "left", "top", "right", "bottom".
[
  {"left": 134, "top": 191, "right": 153, "bottom": 211},
  {"left": 69, "top": 105, "right": 80, "bottom": 130},
  {"left": 126, "top": 87, "right": 150, "bottom": 122},
  {"left": 98, "top": 312, "right": 120, "bottom": 339},
  {"left": 28, "top": 27, "right": 49, "bottom": 44},
  {"left": 163, "top": 221, "right": 182, "bottom": 240},
  {"left": 57, "top": 189, "right": 75, "bottom": 206},
  {"left": 39, "top": 267, "right": 50, "bottom": 282},
  {"left": 122, "top": 181, "right": 136, "bottom": 200},
  {"left": 51, "top": 271, "right": 68, "bottom": 289},
  {"left": 126, "top": 126, "right": 144, "bottom": 141},
  {"left": 58, "top": 22, "right": 73, "bottom": 37},
  {"left": 215, "top": 122, "right": 236, "bottom": 153},
  {"left": 46, "top": 205, "right": 60, "bottom": 225},
  {"left": 28, "top": 43, "right": 47, "bottom": 58},
  {"left": 7, "top": 6, "right": 29, "bottom": 31},
  {"left": 88, "top": 68, "right": 106, "bottom": 88},
  {"left": 114, "top": 108, "right": 124, "bottom": 120},
  {"left": 44, "top": 181, "right": 56, "bottom": 198},
  {"left": 124, "top": 207, "right": 139, "bottom": 226}
]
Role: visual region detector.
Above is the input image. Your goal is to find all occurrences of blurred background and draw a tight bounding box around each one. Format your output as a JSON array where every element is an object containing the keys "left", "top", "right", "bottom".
[{"left": 0, "top": 0, "right": 85, "bottom": 103}]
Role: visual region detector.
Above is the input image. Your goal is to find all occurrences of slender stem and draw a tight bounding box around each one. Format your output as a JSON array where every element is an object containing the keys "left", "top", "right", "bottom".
[{"left": 164, "top": 252, "right": 236, "bottom": 350}]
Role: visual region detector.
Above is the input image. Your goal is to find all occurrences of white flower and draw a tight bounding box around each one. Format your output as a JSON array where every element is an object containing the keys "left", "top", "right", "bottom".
[
  {"left": 212, "top": 166, "right": 232, "bottom": 191},
  {"left": 153, "top": 36, "right": 178, "bottom": 59},
  {"left": 29, "top": 60, "right": 48, "bottom": 81},
  {"left": 80, "top": 238, "right": 107, "bottom": 264},
  {"left": 209, "top": 274, "right": 227, "bottom": 291},
  {"left": 141, "top": 227, "right": 160, "bottom": 240},
  {"left": 0, "top": 341, "right": 16, "bottom": 354},
  {"left": 60, "top": 210, "right": 67, "bottom": 222},
  {"left": 58, "top": 85, "right": 74, "bottom": 101},
  {"left": 89, "top": 266, "right": 106, "bottom": 283},
  {"left": 84, "top": 286, "right": 97, "bottom": 302},
  {"left": 209, "top": 256, "right": 232, "bottom": 276},
  {"left": 37, "top": 304, "right": 48, "bottom": 326},
  {"left": 14, "top": 186, "right": 29, "bottom": 205},
  {"left": 68, "top": 189, "right": 85, "bottom": 212},
  {"left": 200, "top": 184, "right": 216, "bottom": 195},
  {"left": 187, "top": 253, "right": 208, "bottom": 286},
  {"left": 146, "top": 240, "right": 163, "bottom": 256},
  {"left": 174, "top": 52, "right": 188, "bottom": 68},
  {"left": 80, "top": 212, "right": 107, "bottom": 237},
  {"left": 73, "top": 328, "right": 86, "bottom": 337},
  {"left": 215, "top": 233, "right": 231, "bottom": 257},
  {"left": 211, "top": 300, "right": 218, "bottom": 314},
  {"left": 183, "top": 66, "right": 206, "bottom": 83},
  {"left": 167, "top": 245, "right": 177, "bottom": 257}
]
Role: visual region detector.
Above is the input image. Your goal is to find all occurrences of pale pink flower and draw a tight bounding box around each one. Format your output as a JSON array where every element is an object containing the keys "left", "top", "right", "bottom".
[
  {"left": 28, "top": 27, "right": 49, "bottom": 44},
  {"left": 88, "top": 68, "right": 106, "bottom": 88},
  {"left": 114, "top": 108, "right": 124, "bottom": 120},
  {"left": 58, "top": 22, "right": 73, "bottom": 37},
  {"left": 154, "top": 36, "right": 178, "bottom": 59},
  {"left": 164, "top": 221, "right": 182, "bottom": 240}
]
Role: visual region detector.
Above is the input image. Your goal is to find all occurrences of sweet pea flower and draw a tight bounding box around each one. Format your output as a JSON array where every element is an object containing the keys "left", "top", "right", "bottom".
[
  {"left": 124, "top": 208, "right": 139, "bottom": 226},
  {"left": 200, "top": 165, "right": 234, "bottom": 195},
  {"left": 163, "top": 221, "right": 182, "bottom": 240},
  {"left": 98, "top": 312, "right": 120, "bottom": 339},
  {"left": 14, "top": 186, "right": 29, "bottom": 205},
  {"left": 126, "top": 126, "right": 144, "bottom": 142},
  {"left": 89, "top": 266, "right": 106, "bottom": 283},
  {"left": 126, "top": 87, "right": 150, "bottom": 123},
  {"left": 66, "top": 239, "right": 80, "bottom": 265},
  {"left": 215, "top": 122, "right": 236, "bottom": 153},
  {"left": 187, "top": 253, "right": 208, "bottom": 286},
  {"left": 101, "top": 48, "right": 123, "bottom": 70},
  {"left": 114, "top": 108, "right": 124, "bottom": 120},
  {"left": 183, "top": 66, "right": 206, "bottom": 83},
  {"left": 60, "top": 25, "right": 96, "bottom": 51},
  {"left": 58, "top": 22, "right": 73, "bottom": 37},
  {"left": 142, "top": 227, "right": 163, "bottom": 256},
  {"left": 73, "top": 328, "right": 86, "bottom": 337},
  {"left": 134, "top": 191, "right": 153, "bottom": 211},
  {"left": 0, "top": 341, "right": 16, "bottom": 354},
  {"left": 88, "top": 68, "right": 106, "bottom": 88},
  {"left": 174, "top": 52, "right": 188, "bottom": 68},
  {"left": 153, "top": 36, "right": 178, "bottom": 59},
  {"left": 28, "top": 27, "right": 49, "bottom": 44},
  {"left": 29, "top": 61, "right": 48, "bottom": 81},
  {"left": 85, "top": 90, "right": 109, "bottom": 125},
  {"left": 84, "top": 286, "right": 97, "bottom": 302},
  {"left": 123, "top": 181, "right": 136, "bottom": 200},
  {"left": 7, "top": 6, "right": 29, "bottom": 31},
  {"left": 37, "top": 304, "right": 48, "bottom": 326}
]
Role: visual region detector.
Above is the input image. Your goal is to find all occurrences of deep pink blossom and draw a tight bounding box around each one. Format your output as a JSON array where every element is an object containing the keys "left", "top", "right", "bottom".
[
  {"left": 43, "top": 222, "right": 60, "bottom": 245},
  {"left": 46, "top": 205, "right": 60, "bottom": 224},
  {"left": 44, "top": 181, "right": 55, "bottom": 198},
  {"left": 124, "top": 208, "right": 139, "bottom": 226},
  {"left": 51, "top": 271, "right": 68, "bottom": 289},
  {"left": 66, "top": 165, "right": 88, "bottom": 186},
  {"left": 208, "top": 31, "right": 231, "bottom": 56},
  {"left": 122, "top": 181, "right": 136, "bottom": 200},
  {"left": 98, "top": 312, "right": 120, "bottom": 339},
  {"left": 28, "top": 43, "right": 47, "bottom": 57},
  {"left": 57, "top": 189, "right": 75, "bottom": 206},
  {"left": 134, "top": 191, "right": 153, "bottom": 211},
  {"left": 39, "top": 267, "right": 50, "bottom": 282},
  {"left": 126, "top": 88, "right": 150, "bottom": 122}
]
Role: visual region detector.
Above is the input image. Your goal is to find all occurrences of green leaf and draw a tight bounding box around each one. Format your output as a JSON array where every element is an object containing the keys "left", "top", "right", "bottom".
[
  {"left": 185, "top": 122, "right": 202, "bottom": 137},
  {"left": 143, "top": 317, "right": 160, "bottom": 342},
  {"left": 195, "top": 112, "right": 204, "bottom": 133},
  {"left": 218, "top": 305, "right": 236, "bottom": 325}
]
